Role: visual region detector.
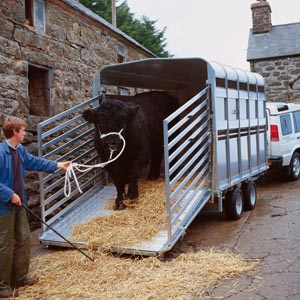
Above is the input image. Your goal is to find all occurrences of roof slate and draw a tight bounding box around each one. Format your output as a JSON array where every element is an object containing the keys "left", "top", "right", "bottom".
[{"left": 247, "top": 22, "right": 300, "bottom": 61}]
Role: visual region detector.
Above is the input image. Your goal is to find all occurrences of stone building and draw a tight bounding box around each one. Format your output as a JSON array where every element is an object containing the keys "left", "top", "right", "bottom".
[
  {"left": 0, "top": 0, "right": 155, "bottom": 133},
  {"left": 247, "top": 0, "right": 300, "bottom": 102},
  {"left": 0, "top": 0, "right": 155, "bottom": 219}
]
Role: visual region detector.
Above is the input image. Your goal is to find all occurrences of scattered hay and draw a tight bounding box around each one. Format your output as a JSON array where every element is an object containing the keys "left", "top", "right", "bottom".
[
  {"left": 71, "top": 178, "right": 168, "bottom": 250},
  {"left": 17, "top": 249, "right": 259, "bottom": 300}
]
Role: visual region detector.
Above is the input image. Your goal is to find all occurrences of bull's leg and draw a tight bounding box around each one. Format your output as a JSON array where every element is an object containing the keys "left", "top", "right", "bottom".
[
  {"left": 127, "top": 164, "right": 140, "bottom": 200},
  {"left": 148, "top": 148, "right": 163, "bottom": 180},
  {"left": 106, "top": 165, "right": 127, "bottom": 210},
  {"left": 127, "top": 179, "right": 138, "bottom": 199},
  {"left": 114, "top": 183, "right": 126, "bottom": 210},
  {"left": 127, "top": 149, "right": 148, "bottom": 200}
]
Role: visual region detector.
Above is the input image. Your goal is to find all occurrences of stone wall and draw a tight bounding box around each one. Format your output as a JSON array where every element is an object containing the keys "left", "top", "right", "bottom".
[
  {"left": 251, "top": 57, "right": 300, "bottom": 103},
  {"left": 0, "top": 0, "right": 154, "bottom": 227},
  {"left": 0, "top": 0, "right": 153, "bottom": 127}
]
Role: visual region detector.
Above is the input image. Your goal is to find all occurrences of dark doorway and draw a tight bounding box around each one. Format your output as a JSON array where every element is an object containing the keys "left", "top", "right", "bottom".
[{"left": 28, "top": 65, "right": 50, "bottom": 116}]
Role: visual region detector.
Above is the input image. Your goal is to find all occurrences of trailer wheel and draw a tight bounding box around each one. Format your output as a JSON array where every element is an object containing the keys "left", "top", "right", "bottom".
[
  {"left": 224, "top": 187, "right": 244, "bottom": 220},
  {"left": 242, "top": 181, "right": 257, "bottom": 211},
  {"left": 287, "top": 152, "right": 300, "bottom": 181}
]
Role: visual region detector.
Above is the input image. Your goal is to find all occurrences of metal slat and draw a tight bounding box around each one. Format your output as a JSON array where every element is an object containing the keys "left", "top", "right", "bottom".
[
  {"left": 168, "top": 109, "right": 209, "bottom": 151},
  {"left": 43, "top": 130, "right": 94, "bottom": 159},
  {"left": 171, "top": 164, "right": 209, "bottom": 213},
  {"left": 41, "top": 115, "right": 86, "bottom": 140},
  {"left": 170, "top": 153, "right": 210, "bottom": 202},
  {"left": 169, "top": 124, "right": 209, "bottom": 163},
  {"left": 165, "top": 87, "right": 208, "bottom": 123},
  {"left": 168, "top": 99, "right": 208, "bottom": 136},
  {"left": 168, "top": 128, "right": 209, "bottom": 173},
  {"left": 38, "top": 95, "right": 100, "bottom": 128},
  {"left": 171, "top": 160, "right": 209, "bottom": 202},
  {"left": 42, "top": 122, "right": 89, "bottom": 151},
  {"left": 43, "top": 168, "right": 100, "bottom": 207},
  {"left": 171, "top": 183, "right": 210, "bottom": 227},
  {"left": 42, "top": 149, "right": 99, "bottom": 185},
  {"left": 170, "top": 145, "right": 209, "bottom": 185}
]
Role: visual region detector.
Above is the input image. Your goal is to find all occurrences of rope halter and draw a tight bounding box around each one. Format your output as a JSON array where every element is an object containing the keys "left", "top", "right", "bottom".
[{"left": 64, "top": 128, "right": 126, "bottom": 197}]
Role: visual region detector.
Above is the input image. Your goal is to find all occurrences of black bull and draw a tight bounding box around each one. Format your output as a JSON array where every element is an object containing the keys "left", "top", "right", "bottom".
[{"left": 82, "top": 91, "right": 179, "bottom": 210}]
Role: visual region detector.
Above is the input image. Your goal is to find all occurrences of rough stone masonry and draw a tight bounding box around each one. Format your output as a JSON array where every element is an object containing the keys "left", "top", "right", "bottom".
[{"left": 0, "top": 0, "right": 154, "bottom": 226}]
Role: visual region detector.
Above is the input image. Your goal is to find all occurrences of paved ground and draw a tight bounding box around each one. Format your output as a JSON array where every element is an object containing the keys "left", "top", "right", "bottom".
[
  {"left": 169, "top": 174, "right": 300, "bottom": 299},
  {"left": 31, "top": 173, "right": 300, "bottom": 299}
]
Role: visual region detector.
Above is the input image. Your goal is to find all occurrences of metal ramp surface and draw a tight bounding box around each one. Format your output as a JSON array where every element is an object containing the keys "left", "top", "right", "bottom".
[{"left": 40, "top": 184, "right": 211, "bottom": 256}]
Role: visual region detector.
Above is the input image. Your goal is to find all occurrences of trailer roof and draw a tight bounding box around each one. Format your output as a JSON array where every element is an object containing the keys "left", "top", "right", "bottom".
[{"left": 100, "top": 58, "right": 265, "bottom": 91}]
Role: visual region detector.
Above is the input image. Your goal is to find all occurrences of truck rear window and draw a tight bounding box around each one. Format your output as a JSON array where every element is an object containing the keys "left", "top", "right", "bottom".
[
  {"left": 293, "top": 111, "right": 300, "bottom": 133},
  {"left": 280, "top": 114, "right": 292, "bottom": 135}
]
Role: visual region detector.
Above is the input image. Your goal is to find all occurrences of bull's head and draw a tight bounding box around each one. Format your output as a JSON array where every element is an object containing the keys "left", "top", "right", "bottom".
[{"left": 82, "top": 99, "right": 139, "bottom": 153}]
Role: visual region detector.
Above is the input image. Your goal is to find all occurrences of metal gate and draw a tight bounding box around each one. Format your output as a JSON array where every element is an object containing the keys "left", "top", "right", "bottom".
[
  {"left": 37, "top": 95, "right": 104, "bottom": 230},
  {"left": 163, "top": 87, "right": 212, "bottom": 247}
]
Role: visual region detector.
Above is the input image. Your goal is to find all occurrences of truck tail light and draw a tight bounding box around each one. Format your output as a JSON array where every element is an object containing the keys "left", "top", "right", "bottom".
[{"left": 270, "top": 125, "right": 279, "bottom": 141}]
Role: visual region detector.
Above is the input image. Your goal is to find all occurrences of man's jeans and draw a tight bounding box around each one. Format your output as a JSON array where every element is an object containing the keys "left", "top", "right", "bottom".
[{"left": 0, "top": 207, "right": 31, "bottom": 289}]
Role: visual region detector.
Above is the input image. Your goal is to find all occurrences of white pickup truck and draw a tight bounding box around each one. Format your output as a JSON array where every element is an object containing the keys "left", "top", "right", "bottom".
[{"left": 266, "top": 102, "right": 300, "bottom": 180}]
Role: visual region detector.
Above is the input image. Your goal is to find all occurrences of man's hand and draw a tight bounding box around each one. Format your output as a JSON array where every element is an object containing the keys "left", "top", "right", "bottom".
[
  {"left": 57, "top": 161, "right": 72, "bottom": 170},
  {"left": 11, "top": 193, "right": 21, "bottom": 206}
]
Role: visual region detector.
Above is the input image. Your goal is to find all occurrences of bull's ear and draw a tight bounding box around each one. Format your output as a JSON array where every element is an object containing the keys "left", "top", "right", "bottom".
[
  {"left": 128, "top": 105, "right": 139, "bottom": 122},
  {"left": 82, "top": 109, "right": 95, "bottom": 123}
]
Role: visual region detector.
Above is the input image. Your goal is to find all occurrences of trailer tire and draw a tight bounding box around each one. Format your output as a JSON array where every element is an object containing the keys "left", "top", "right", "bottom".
[
  {"left": 242, "top": 181, "right": 257, "bottom": 211},
  {"left": 224, "top": 187, "right": 244, "bottom": 220},
  {"left": 287, "top": 152, "right": 300, "bottom": 181}
]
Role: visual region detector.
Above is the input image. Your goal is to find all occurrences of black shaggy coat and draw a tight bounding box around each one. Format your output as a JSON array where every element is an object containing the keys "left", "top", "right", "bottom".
[{"left": 82, "top": 91, "right": 178, "bottom": 209}]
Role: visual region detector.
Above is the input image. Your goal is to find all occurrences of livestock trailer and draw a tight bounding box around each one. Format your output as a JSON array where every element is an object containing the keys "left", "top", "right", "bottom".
[{"left": 38, "top": 58, "right": 268, "bottom": 256}]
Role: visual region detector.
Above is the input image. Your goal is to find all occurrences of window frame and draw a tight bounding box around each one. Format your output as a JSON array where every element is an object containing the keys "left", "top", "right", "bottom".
[
  {"left": 25, "top": 0, "right": 46, "bottom": 33},
  {"left": 280, "top": 114, "right": 293, "bottom": 136},
  {"left": 293, "top": 110, "right": 300, "bottom": 133}
]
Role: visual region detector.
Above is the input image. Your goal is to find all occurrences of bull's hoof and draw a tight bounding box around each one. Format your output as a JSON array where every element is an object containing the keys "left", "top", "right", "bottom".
[
  {"left": 123, "top": 198, "right": 138, "bottom": 208},
  {"left": 127, "top": 191, "right": 139, "bottom": 199},
  {"left": 114, "top": 201, "right": 126, "bottom": 210}
]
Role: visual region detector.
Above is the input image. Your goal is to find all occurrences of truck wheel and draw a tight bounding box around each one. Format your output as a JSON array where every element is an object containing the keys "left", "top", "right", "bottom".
[
  {"left": 288, "top": 152, "right": 300, "bottom": 181},
  {"left": 242, "top": 181, "right": 257, "bottom": 211},
  {"left": 224, "top": 187, "right": 244, "bottom": 220}
]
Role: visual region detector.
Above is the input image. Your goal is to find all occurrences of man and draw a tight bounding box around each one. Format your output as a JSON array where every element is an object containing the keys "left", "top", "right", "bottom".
[{"left": 0, "top": 116, "right": 71, "bottom": 298}]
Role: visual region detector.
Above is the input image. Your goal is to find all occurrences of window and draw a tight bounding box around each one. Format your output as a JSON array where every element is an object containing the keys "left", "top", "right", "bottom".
[
  {"left": 117, "top": 43, "right": 126, "bottom": 63},
  {"left": 25, "top": 0, "right": 46, "bottom": 33},
  {"left": 280, "top": 114, "right": 293, "bottom": 136},
  {"left": 293, "top": 111, "right": 300, "bottom": 133},
  {"left": 28, "top": 65, "right": 50, "bottom": 116},
  {"left": 118, "top": 87, "right": 129, "bottom": 95}
]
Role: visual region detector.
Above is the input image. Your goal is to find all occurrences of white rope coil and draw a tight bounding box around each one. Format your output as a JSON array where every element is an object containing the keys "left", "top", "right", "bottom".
[{"left": 64, "top": 129, "right": 125, "bottom": 197}]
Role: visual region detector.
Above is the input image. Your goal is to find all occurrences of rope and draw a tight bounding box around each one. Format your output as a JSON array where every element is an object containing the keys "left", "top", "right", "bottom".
[{"left": 64, "top": 129, "right": 126, "bottom": 197}]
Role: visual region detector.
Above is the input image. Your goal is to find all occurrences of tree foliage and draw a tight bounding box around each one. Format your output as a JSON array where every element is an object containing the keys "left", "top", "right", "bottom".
[{"left": 79, "top": 0, "right": 170, "bottom": 57}]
